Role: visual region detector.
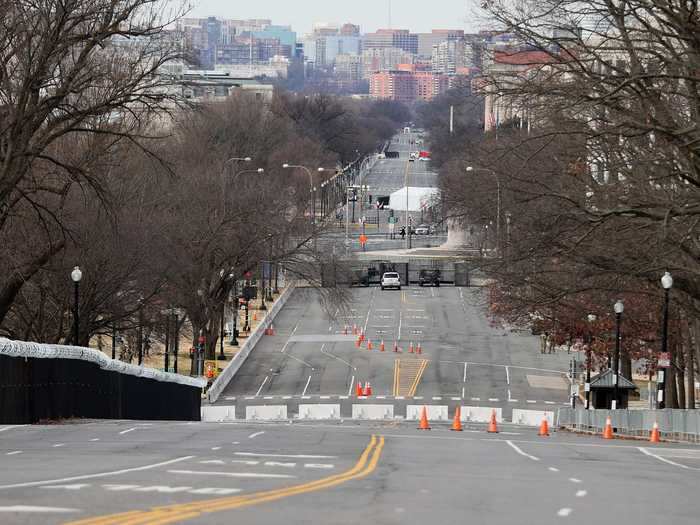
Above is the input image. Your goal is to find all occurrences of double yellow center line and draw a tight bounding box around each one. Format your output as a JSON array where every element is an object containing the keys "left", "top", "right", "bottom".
[{"left": 66, "top": 435, "right": 385, "bottom": 525}]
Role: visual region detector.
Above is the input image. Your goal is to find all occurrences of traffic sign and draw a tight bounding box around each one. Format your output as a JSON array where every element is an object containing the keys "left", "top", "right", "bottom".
[
  {"left": 658, "top": 352, "right": 671, "bottom": 368},
  {"left": 388, "top": 217, "right": 397, "bottom": 224}
]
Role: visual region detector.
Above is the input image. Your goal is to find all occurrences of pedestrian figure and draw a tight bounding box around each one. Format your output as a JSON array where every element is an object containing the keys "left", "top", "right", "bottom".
[
  {"left": 400, "top": 226, "right": 406, "bottom": 239},
  {"left": 540, "top": 332, "right": 547, "bottom": 354}
]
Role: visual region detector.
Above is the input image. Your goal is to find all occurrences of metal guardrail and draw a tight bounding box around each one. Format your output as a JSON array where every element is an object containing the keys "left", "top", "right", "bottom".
[
  {"left": 0, "top": 338, "right": 206, "bottom": 389},
  {"left": 206, "top": 282, "right": 297, "bottom": 403},
  {"left": 557, "top": 408, "right": 700, "bottom": 443}
]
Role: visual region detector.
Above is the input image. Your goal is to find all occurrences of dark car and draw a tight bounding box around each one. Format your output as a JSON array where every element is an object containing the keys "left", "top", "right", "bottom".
[{"left": 419, "top": 269, "right": 441, "bottom": 287}]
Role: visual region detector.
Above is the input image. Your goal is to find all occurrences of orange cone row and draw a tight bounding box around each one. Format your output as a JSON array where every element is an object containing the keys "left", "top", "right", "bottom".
[{"left": 355, "top": 381, "right": 372, "bottom": 397}]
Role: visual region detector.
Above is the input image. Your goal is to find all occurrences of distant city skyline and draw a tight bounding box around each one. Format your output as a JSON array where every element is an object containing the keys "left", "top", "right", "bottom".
[{"left": 188, "top": 0, "right": 483, "bottom": 35}]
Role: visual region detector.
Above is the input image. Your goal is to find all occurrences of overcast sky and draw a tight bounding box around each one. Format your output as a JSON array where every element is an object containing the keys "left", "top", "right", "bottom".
[{"left": 189, "top": 0, "right": 482, "bottom": 35}]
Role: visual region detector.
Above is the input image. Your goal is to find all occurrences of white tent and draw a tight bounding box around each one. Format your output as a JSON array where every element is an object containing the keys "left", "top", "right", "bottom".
[{"left": 388, "top": 186, "right": 439, "bottom": 212}]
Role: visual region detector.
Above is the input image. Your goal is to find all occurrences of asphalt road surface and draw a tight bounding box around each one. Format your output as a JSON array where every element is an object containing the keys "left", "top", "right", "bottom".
[
  {"left": 1, "top": 420, "right": 699, "bottom": 524},
  {"left": 217, "top": 286, "right": 572, "bottom": 419}
]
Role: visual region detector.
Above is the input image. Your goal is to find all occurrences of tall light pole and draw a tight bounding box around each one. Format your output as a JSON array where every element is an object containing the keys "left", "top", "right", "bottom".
[
  {"left": 221, "top": 157, "right": 252, "bottom": 215},
  {"left": 282, "top": 164, "right": 323, "bottom": 226},
  {"left": 658, "top": 271, "right": 673, "bottom": 409},
  {"left": 466, "top": 166, "right": 501, "bottom": 256},
  {"left": 613, "top": 300, "right": 624, "bottom": 410},
  {"left": 585, "top": 313, "right": 596, "bottom": 409},
  {"left": 70, "top": 266, "right": 82, "bottom": 345}
]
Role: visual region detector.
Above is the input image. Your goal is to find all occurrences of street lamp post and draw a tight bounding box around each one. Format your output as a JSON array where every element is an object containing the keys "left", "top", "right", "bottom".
[
  {"left": 467, "top": 166, "right": 501, "bottom": 256},
  {"left": 218, "top": 304, "right": 227, "bottom": 361},
  {"left": 221, "top": 157, "right": 252, "bottom": 215},
  {"left": 613, "top": 300, "right": 624, "bottom": 410},
  {"left": 70, "top": 266, "right": 82, "bottom": 345},
  {"left": 585, "top": 313, "right": 596, "bottom": 409},
  {"left": 658, "top": 271, "right": 673, "bottom": 409},
  {"left": 229, "top": 276, "right": 239, "bottom": 346},
  {"left": 283, "top": 164, "right": 323, "bottom": 226}
]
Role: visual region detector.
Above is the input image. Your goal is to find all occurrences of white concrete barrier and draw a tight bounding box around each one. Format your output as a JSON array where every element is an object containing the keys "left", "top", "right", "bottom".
[
  {"left": 512, "top": 409, "right": 554, "bottom": 427},
  {"left": 406, "top": 405, "right": 448, "bottom": 421},
  {"left": 297, "top": 404, "right": 341, "bottom": 420},
  {"left": 352, "top": 405, "right": 394, "bottom": 420},
  {"left": 201, "top": 405, "right": 235, "bottom": 422},
  {"left": 246, "top": 405, "right": 287, "bottom": 421},
  {"left": 461, "top": 406, "right": 503, "bottom": 423}
]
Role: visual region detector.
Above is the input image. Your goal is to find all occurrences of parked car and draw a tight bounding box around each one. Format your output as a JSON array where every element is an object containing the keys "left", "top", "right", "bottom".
[
  {"left": 380, "top": 272, "right": 401, "bottom": 290},
  {"left": 419, "top": 269, "right": 441, "bottom": 287},
  {"left": 414, "top": 224, "right": 430, "bottom": 235}
]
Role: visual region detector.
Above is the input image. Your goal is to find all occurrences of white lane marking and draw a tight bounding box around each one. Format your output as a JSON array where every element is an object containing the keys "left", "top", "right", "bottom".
[
  {"left": 505, "top": 366, "right": 510, "bottom": 384},
  {"left": 320, "top": 395, "right": 331, "bottom": 399},
  {"left": 190, "top": 488, "right": 241, "bottom": 495},
  {"left": 463, "top": 363, "right": 467, "bottom": 382},
  {"left": 53, "top": 443, "right": 65, "bottom": 448},
  {"left": 462, "top": 387, "right": 465, "bottom": 398},
  {"left": 549, "top": 467, "right": 559, "bottom": 472},
  {"left": 248, "top": 431, "right": 265, "bottom": 439},
  {"left": 432, "top": 396, "right": 442, "bottom": 400},
  {"left": 265, "top": 461, "right": 295, "bottom": 468},
  {"left": 6, "top": 451, "right": 22, "bottom": 456},
  {"left": 508, "top": 389, "right": 512, "bottom": 401},
  {"left": 0, "top": 426, "right": 26, "bottom": 433},
  {"left": 119, "top": 428, "right": 136, "bottom": 435},
  {"left": 339, "top": 395, "right": 349, "bottom": 399},
  {"left": 235, "top": 452, "right": 337, "bottom": 459},
  {"left": 90, "top": 438, "right": 100, "bottom": 442},
  {"left": 488, "top": 398, "right": 499, "bottom": 402},
  {"left": 305, "top": 463, "right": 334, "bottom": 469},
  {"left": 414, "top": 396, "right": 423, "bottom": 400},
  {"left": 451, "top": 397, "right": 461, "bottom": 401},
  {"left": 169, "top": 470, "right": 295, "bottom": 479},
  {"left": 286, "top": 353, "right": 314, "bottom": 368},
  {"left": 320, "top": 343, "right": 356, "bottom": 370},
  {"left": 545, "top": 401, "right": 556, "bottom": 405},
  {"left": 0, "top": 456, "right": 194, "bottom": 490},
  {"left": 376, "top": 395, "right": 387, "bottom": 399},
  {"left": 471, "top": 397, "right": 481, "bottom": 401},
  {"left": 134, "top": 485, "right": 192, "bottom": 493},
  {"left": 557, "top": 508, "right": 572, "bottom": 517},
  {"left": 398, "top": 311, "right": 402, "bottom": 340},
  {"left": 302, "top": 375, "right": 312, "bottom": 396},
  {"left": 527, "top": 400, "right": 537, "bottom": 404},
  {"left": 348, "top": 376, "right": 355, "bottom": 396},
  {"left": 264, "top": 396, "right": 273, "bottom": 400},
  {"left": 255, "top": 376, "right": 269, "bottom": 397},
  {"left": 569, "top": 478, "right": 582, "bottom": 483},
  {"left": 200, "top": 460, "right": 226, "bottom": 465},
  {"left": 0, "top": 506, "right": 78, "bottom": 513},
  {"left": 576, "top": 490, "right": 587, "bottom": 497},
  {"left": 638, "top": 447, "right": 697, "bottom": 470},
  {"left": 506, "top": 440, "right": 540, "bottom": 462},
  {"left": 211, "top": 447, "right": 221, "bottom": 451},
  {"left": 509, "top": 399, "right": 519, "bottom": 403},
  {"left": 41, "top": 484, "right": 90, "bottom": 490},
  {"left": 230, "top": 460, "right": 259, "bottom": 466},
  {"left": 281, "top": 321, "right": 302, "bottom": 353}
]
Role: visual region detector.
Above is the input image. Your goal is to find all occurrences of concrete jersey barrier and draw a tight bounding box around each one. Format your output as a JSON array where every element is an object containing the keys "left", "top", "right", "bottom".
[{"left": 207, "top": 282, "right": 296, "bottom": 403}]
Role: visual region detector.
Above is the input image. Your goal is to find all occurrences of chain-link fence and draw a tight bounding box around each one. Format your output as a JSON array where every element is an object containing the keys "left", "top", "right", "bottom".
[{"left": 558, "top": 408, "right": 700, "bottom": 443}]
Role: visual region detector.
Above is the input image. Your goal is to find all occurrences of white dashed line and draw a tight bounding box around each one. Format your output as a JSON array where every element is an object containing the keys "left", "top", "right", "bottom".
[
  {"left": 463, "top": 363, "right": 467, "bottom": 382},
  {"left": 569, "top": 478, "right": 582, "bottom": 484},
  {"left": 6, "top": 451, "right": 22, "bottom": 456},
  {"left": 548, "top": 467, "right": 559, "bottom": 472},
  {"left": 119, "top": 428, "right": 136, "bottom": 435},
  {"left": 505, "top": 440, "right": 540, "bottom": 462},
  {"left": 168, "top": 470, "right": 295, "bottom": 479},
  {"left": 235, "top": 452, "right": 337, "bottom": 459},
  {"left": 432, "top": 397, "right": 442, "bottom": 400},
  {"left": 527, "top": 400, "right": 537, "bottom": 404},
  {"left": 576, "top": 490, "right": 587, "bottom": 497},
  {"left": 302, "top": 375, "right": 312, "bottom": 396},
  {"left": 211, "top": 447, "right": 221, "bottom": 451},
  {"left": 638, "top": 447, "right": 698, "bottom": 470},
  {"left": 557, "top": 508, "right": 572, "bottom": 517},
  {"left": 471, "top": 397, "right": 481, "bottom": 401},
  {"left": 248, "top": 432, "right": 265, "bottom": 439},
  {"left": 488, "top": 398, "right": 499, "bottom": 402},
  {"left": 505, "top": 366, "right": 510, "bottom": 384},
  {"left": 90, "top": 439, "right": 100, "bottom": 442},
  {"left": 255, "top": 376, "right": 269, "bottom": 397},
  {"left": 509, "top": 399, "right": 518, "bottom": 403},
  {"left": 53, "top": 444, "right": 65, "bottom": 448},
  {"left": 0, "top": 505, "right": 78, "bottom": 513}
]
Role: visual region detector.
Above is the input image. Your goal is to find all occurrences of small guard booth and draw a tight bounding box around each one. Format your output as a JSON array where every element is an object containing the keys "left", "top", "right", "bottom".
[{"left": 589, "top": 369, "right": 637, "bottom": 409}]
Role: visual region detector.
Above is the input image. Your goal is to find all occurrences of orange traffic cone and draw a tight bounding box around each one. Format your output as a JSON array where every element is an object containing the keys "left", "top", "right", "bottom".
[
  {"left": 418, "top": 406, "right": 431, "bottom": 430},
  {"left": 360, "top": 330, "right": 365, "bottom": 342},
  {"left": 253, "top": 312, "right": 258, "bottom": 322},
  {"left": 602, "top": 416, "right": 614, "bottom": 439},
  {"left": 269, "top": 324, "right": 275, "bottom": 336},
  {"left": 451, "top": 406, "right": 463, "bottom": 431},
  {"left": 380, "top": 340, "right": 385, "bottom": 352},
  {"left": 416, "top": 343, "right": 422, "bottom": 355},
  {"left": 362, "top": 382, "right": 371, "bottom": 396},
  {"left": 538, "top": 415, "right": 550, "bottom": 437},
  {"left": 487, "top": 410, "right": 499, "bottom": 433},
  {"left": 355, "top": 336, "right": 361, "bottom": 348},
  {"left": 366, "top": 382, "right": 372, "bottom": 396},
  {"left": 409, "top": 342, "right": 414, "bottom": 354},
  {"left": 367, "top": 340, "right": 373, "bottom": 350},
  {"left": 355, "top": 382, "right": 363, "bottom": 397},
  {"left": 649, "top": 422, "right": 661, "bottom": 443},
  {"left": 393, "top": 341, "right": 399, "bottom": 353}
]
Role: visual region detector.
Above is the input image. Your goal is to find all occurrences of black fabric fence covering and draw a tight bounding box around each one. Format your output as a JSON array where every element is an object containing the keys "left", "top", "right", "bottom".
[{"left": 0, "top": 354, "right": 201, "bottom": 424}]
